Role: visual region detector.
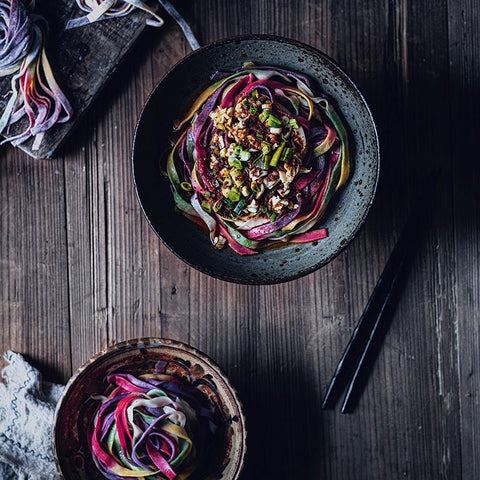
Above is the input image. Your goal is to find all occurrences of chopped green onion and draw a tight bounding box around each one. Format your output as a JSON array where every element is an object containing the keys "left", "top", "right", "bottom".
[
  {"left": 256, "top": 132, "right": 264, "bottom": 139},
  {"left": 289, "top": 118, "right": 299, "bottom": 129},
  {"left": 270, "top": 127, "right": 282, "bottom": 134},
  {"left": 264, "top": 154, "right": 272, "bottom": 170},
  {"left": 268, "top": 212, "right": 277, "bottom": 221},
  {"left": 180, "top": 181, "right": 192, "bottom": 192},
  {"left": 270, "top": 142, "right": 286, "bottom": 167},
  {"left": 228, "top": 156, "right": 243, "bottom": 169},
  {"left": 204, "top": 190, "right": 211, "bottom": 198},
  {"left": 233, "top": 177, "right": 243, "bottom": 187},
  {"left": 233, "top": 145, "right": 251, "bottom": 162},
  {"left": 223, "top": 197, "right": 235, "bottom": 209},
  {"left": 249, "top": 104, "right": 258, "bottom": 114},
  {"left": 201, "top": 200, "right": 212, "bottom": 212},
  {"left": 281, "top": 147, "right": 292, "bottom": 162},
  {"left": 252, "top": 154, "right": 264, "bottom": 168},
  {"left": 234, "top": 199, "right": 246, "bottom": 214},
  {"left": 267, "top": 114, "right": 282, "bottom": 127},
  {"left": 239, "top": 150, "right": 251, "bottom": 161},
  {"left": 231, "top": 168, "right": 244, "bottom": 186},
  {"left": 241, "top": 185, "right": 250, "bottom": 196},
  {"left": 259, "top": 109, "right": 270, "bottom": 123},
  {"left": 228, "top": 188, "right": 241, "bottom": 202},
  {"left": 251, "top": 89, "right": 259, "bottom": 99},
  {"left": 261, "top": 141, "right": 272, "bottom": 155},
  {"left": 234, "top": 145, "right": 242, "bottom": 156}
]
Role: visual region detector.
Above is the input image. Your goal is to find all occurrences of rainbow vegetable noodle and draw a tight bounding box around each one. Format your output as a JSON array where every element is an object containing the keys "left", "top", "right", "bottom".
[
  {"left": 0, "top": 0, "right": 73, "bottom": 150},
  {"left": 166, "top": 64, "right": 350, "bottom": 255},
  {"left": 87, "top": 368, "right": 219, "bottom": 480},
  {"left": 66, "top": 0, "right": 164, "bottom": 30},
  {"left": 66, "top": 2, "right": 200, "bottom": 52}
]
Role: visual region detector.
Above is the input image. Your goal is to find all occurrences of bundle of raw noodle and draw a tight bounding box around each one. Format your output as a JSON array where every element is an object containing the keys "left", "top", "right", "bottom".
[
  {"left": 0, "top": 0, "right": 72, "bottom": 150},
  {"left": 66, "top": 0, "right": 200, "bottom": 50},
  {"left": 65, "top": 0, "right": 164, "bottom": 30}
]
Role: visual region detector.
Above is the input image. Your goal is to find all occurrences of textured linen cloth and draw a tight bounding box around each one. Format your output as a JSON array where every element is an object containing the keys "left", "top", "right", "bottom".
[{"left": 0, "top": 351, "right": 63, "bottom": 479}]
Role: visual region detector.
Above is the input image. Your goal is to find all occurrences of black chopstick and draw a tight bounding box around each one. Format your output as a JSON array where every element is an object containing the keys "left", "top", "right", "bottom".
[
  {"left": 340, "top": 247, "right": 410, "bottom": 413},
  {"left": 322, "top": 174, "right": 437, "bottom": 413}
]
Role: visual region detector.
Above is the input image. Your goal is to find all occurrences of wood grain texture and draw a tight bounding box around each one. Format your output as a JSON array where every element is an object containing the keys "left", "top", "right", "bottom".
[
  {"left": 0, "top": 149, "right": 71, "bottom": 383},
  {"left": 1, "top": 0, "right": 479, "bottom": 479},
  {"left": 448, "top": 0, "right": 480, "bottom": 478}
]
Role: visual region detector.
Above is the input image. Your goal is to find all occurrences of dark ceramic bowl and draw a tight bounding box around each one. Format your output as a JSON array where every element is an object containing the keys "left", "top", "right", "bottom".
[
  {"left": 133, "top": 35, "right": 380, "bottom": 284},
  {"left": 53, "top": 338, "right": 246, "bottom": 480}
]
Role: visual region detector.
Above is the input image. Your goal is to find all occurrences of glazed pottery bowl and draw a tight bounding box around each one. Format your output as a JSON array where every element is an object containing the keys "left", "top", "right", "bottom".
[
  {"left": 53, "top": 338, "right": 246, "bottom": 480},
  {"left": 133, "top": 35, "right": 380, "bottom": 284}
]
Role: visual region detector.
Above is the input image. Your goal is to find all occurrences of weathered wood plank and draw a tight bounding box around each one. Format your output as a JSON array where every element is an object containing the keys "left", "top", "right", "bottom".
[
  {"left": 63, "top": 111, "right": 109, "bottom": 371},
  {"left": 0, "top": 147, "right": 71, "bottom": 383},
  {"left": 102, "top": 25, "right": 189, "bottom": 344},
  {"left": 448, "top": 0, "right": 480, "bottom": 478}
]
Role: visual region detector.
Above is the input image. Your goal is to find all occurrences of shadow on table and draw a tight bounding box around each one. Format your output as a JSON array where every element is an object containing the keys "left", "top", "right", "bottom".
[
  {"left": 354, "top": 40, "right": 480, "bottom": 243},
  {"left": 234, "top": 351, "right": 325, "bottom": 479}
]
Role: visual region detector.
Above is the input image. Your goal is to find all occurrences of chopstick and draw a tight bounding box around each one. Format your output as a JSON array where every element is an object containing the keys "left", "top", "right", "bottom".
[{"left": 322, "top": 174, "right": 437, "bottom": 413}]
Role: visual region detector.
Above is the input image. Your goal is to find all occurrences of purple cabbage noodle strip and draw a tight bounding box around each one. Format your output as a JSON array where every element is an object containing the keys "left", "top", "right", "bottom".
[
  {"left": 0, "top": 0, "right": 72, "bottom": 151},
  {"left": 0, "top": 0, "right": 32, "bottom": 74}
]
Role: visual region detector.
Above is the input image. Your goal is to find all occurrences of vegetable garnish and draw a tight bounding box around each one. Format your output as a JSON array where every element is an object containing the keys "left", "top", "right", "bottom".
[
  {"left": 0, "top": 0, "right": 72, "bottom": 150},
  {"left": 165, "top": 64, "right": 350, "bottom": 255},
  {"left": 87, "top": 367, "right": 218, "bottom": 480}
]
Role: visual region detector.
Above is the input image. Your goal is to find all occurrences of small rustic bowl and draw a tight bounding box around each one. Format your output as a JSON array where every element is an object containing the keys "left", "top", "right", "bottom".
[
  {"left": 53, "top": 338, "right": 246, "bottom": 480},
  {"left": 133, "top": 34, "right": 380, "bottom": 284}
]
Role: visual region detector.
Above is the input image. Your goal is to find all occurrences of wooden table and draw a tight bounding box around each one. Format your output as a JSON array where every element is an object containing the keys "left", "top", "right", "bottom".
[{"left": 1, "top": 1, "right": 479, "bottom": 478}]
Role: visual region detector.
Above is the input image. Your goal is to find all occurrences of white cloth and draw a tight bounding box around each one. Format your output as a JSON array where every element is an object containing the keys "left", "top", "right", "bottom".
[{"left": 0, "top": 351, "right": 63, "bottom": 479}]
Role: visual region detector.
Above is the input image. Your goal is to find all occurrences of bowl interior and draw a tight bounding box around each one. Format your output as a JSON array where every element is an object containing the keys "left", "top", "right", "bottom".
[
  {"left": 133, "top": 35, "right": 379, "bottom": 284},
  {"left": 54, "top": 338, "right": 246, "bottom": 480}
]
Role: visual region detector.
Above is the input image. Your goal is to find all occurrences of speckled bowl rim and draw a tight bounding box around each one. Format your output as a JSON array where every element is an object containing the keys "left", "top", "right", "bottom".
[
  {"left": 53, "top": 337, "right": 247, "bottom": 480},
  {"left": 132, "top": 34, "right": 380, "bottom": 285}
]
